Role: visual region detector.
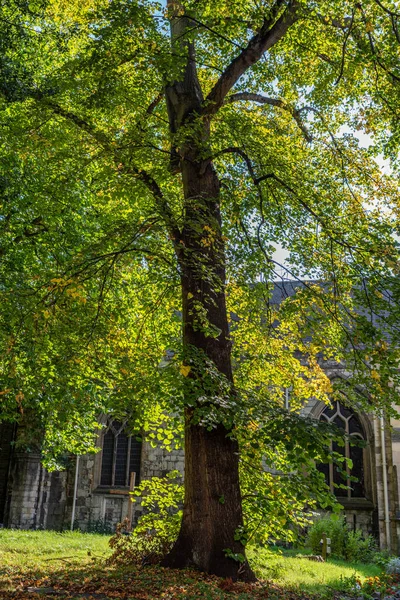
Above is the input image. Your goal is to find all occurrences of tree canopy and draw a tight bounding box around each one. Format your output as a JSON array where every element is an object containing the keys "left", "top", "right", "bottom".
[{"left": 0, "top": 0, "right": 400, "bottom": 579}]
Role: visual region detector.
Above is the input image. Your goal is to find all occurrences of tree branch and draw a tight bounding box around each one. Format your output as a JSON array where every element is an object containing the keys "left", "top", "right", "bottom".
[
  {"left": 146, "top": 92, "right": 164, "bottom": 115},
  {"left": 184, "top": 16, "right": 245, "bottom": 50},
  {"left": 37, "top": 99, "right": 182, "bottom": 245},
  {"left": 226, "top": 92, "right": 312, "bottom": 141},
  {"left": 315, "top": 14, "right": 352, "bottom": 30},
  {"left": 358, "top": 5, "right": 400, "bottom": 84},
  {"left": 334, "top": 7, "right": 356, "bottom": 86},
  {"left": 213, "top": 146, "right": 364, "bottom": 253},
  {"left": 372, "top": 0, "right": 400, "bottom": 18},
  {"left": 371, "top": 0, "right": 400, "bottom": 42},
  {"left": 202, "top": 0, "right": 299, "bottom": 117}
]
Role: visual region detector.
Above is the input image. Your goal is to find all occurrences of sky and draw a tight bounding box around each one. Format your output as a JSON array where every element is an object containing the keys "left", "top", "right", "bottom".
[{"left": 271, "top": 129, "right": 393, "bottom": 281}]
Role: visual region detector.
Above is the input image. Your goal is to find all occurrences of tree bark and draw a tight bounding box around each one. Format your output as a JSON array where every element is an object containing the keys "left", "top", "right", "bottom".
[
  {"left": 161, "top": 156, "right": 255, "bottom": 580},
  {"left": 162, "top": 416, "right": 254, "bottom": 580}
]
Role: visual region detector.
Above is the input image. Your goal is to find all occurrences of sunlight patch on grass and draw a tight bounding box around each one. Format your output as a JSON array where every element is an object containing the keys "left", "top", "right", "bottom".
[
  {"left": 0, "top": 529, "right": 111, "bottom": 570},
  {"left": 248, "top": 546, "right": 382, "bottom": 593}
]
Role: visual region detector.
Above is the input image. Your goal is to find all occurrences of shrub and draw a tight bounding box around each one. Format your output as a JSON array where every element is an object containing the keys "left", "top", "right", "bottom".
[
  {"left": 386, "top": 557, "right": 400, "bottom": 575},
  {"left": 372, "top": 550, "right": 391, "bottom": 570},
  {"left": 108, "top": 471, "right": 183, "bottom": 566},
  {"left": 306, "top": 515, "right": 347, "bottom": 558},
  {"left": 306, "top": 514, "right": 376, "bottom": 562},
  {"left": 86, "top": 518, "right": 114, "bottom": 535},
  {"left": 344, "top": 529, "right": 376, "bottom": 563},
  {"left": 372, "top": 550, "right": 391, "bottom": 569}
]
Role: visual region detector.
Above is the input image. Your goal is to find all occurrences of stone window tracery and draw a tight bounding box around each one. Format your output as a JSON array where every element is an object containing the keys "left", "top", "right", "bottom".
[
  {"left": 318, "top": 400, "right": 365, "bottom": 498},
  {"left": 100, "top": 419, "right": 142, "bottom": 488}
]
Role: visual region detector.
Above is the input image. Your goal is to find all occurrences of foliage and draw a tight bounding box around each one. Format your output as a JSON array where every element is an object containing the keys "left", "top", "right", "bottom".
[
  {"left": 108, "top": 471, "right": 183, "bottom": 565},
  {"left": 239, "top": 409, "right": 348, "bottom": 545},
  {"left": 339, "top": 573, "right": 400, "bottom": 600},
  {"left": 371, "top": 550, "right": 391, "bottom": 569},
  {"left": 1, "top": 0, "right": 400, "bottom": 571},
  {"left": 386, "top": 557, "right": 400, "bottom": 575},
  {"left": 85, "top": 517, "right": 115, "bottom": 535},
  {"left": 306, "top": 515, "right": 348, "bottom": 558},
  {"left": 306, "top": 514, "right": 376, "bottom": 562},
  {"left": 248, "top": 545, "right": 382, "bottom": 595},
  {"left": 344, "top": 530, "right": 376, "bottom": 564}
]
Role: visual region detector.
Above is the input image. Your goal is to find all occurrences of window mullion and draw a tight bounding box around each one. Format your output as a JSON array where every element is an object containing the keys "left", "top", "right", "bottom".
[
  {"left": 329, "top": 442, "right": 334, "bottom": 493},
  {"left": 111, "top": 432, "right": 118, "bottom": 487},
  {"left": 126, "top": 436, "right": 132, "bottom": 487},
  {"left": 346, "top": 422, "right": 351, "bottom": 499}
]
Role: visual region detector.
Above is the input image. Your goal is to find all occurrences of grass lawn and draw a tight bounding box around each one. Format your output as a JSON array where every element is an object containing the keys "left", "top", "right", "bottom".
[
  {"left": 0, "top": 529, "right": 383, "bottom": 599},
  {"left": 248, "top": 546, "right": 382, "bottom": 594}
]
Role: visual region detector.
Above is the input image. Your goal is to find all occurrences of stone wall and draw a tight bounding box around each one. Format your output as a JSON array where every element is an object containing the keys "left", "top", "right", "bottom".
[
  {"left": 64, "top": 441, "right": 185, "bottom": 532},
  {"left": 7, "top": 453, "right": 67, "bottom": 530},
  {"left": 372, "top": 417, "right": 400, "bottom": 553}
]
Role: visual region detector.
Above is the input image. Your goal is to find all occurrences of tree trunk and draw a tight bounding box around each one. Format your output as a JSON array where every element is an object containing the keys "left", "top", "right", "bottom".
[
  {"left": 162, "top": 416, "right": 254, "bottom": 580},
  {"left": 161, "top": 5, "right": 255, "bottom": 580},
  {"left": 161, "top": 145, "right": 255, "bottom": 580}
]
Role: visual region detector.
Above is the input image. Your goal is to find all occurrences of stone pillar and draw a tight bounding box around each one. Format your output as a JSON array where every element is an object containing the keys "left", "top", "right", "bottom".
[{"left": 374, "top": 416, "right": 399, "bottom": 553}]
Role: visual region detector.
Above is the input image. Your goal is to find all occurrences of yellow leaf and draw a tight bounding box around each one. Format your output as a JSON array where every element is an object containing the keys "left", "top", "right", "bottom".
[
  {"left": 371, "top": 369, "right": 380, "bottom": 380},
  {"left": 187, "top": 292, "right": 193, "bottom": 299},
  {"left": 180, "top": 365, "right": 191, "bottom": 377}
]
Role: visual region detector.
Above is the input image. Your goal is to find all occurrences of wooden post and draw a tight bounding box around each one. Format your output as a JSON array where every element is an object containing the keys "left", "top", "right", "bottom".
[
  {"left": 321, "top": 532, "right": 327, "bottom": 561},
  {"left": 126, "top": 471, "right": 136, "bottom": 531}
]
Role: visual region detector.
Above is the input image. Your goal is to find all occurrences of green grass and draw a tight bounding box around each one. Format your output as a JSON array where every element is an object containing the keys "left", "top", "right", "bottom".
[
  {"left": 248, "top": 545, "right": 382, "bottom": 594},
  {"left": 0, "top": 530, "right": 384, "bottom": 599},
  {"left": 0, "top": 529, "right": 111, "bottom": 570}
]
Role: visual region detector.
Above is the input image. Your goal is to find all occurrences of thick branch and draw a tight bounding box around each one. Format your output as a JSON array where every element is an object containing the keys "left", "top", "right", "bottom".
[
  {"left": 226, "top": 92, "right": 312, "bottom": 142},
  {"left": 203, "top": 1, "right": 299, "bottom": 117},
  {"left": 146, "top": 92, "right": 164, "bottom": 115}
]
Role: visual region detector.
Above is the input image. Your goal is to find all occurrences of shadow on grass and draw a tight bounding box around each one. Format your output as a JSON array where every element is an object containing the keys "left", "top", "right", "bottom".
[{"left": 0, "top": 557, "right": 344, "bottom": 600}]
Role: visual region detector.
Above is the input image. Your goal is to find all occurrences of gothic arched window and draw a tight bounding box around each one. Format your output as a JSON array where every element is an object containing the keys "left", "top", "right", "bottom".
[
  {"left": 100, "top": 420, "right": 142, "bottom": 488},
  {"left": 318, "top": 401, "right": 365, "bottom": 498}
]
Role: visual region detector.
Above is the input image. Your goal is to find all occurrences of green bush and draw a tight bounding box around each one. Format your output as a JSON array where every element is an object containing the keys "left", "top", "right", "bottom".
[
  {"left": 306, "top": 514, "right": 376, "bottom": 562},
  {"left": 306, "top": 515, "right": 347, "bottom": 558},
  {"left": 86, "top": 518, "right": 114, "bottom": 535},
  {"left": 344, "top": 529, "right": 376, "bottom": 563},
  {"left": 372, "top": 550, "right": 391, "bottom": 569},
  {"left": 108, "top": 470, "right": 183, "bottom": 566}
]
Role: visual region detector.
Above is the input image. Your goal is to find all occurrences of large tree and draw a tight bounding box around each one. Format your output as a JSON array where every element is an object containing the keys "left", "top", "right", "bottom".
[{"left": 0, "top": 0, "right": 400, "bottom": 580}]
